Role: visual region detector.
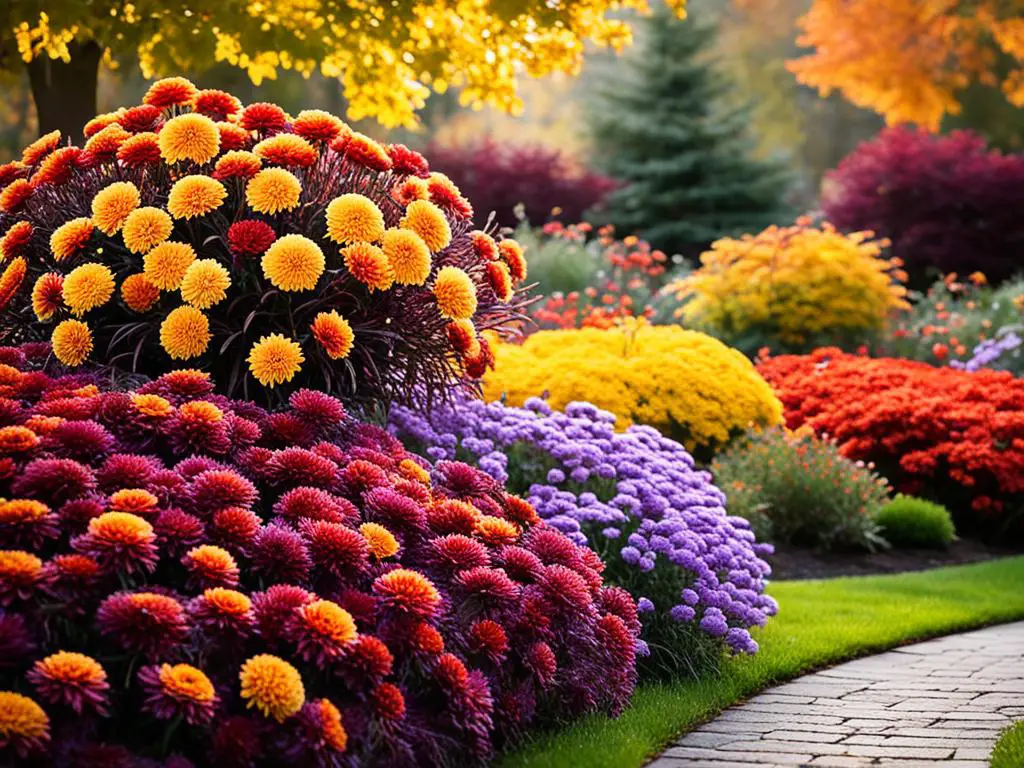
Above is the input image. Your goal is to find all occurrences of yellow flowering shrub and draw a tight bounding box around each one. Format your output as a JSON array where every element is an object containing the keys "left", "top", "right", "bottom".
[
  {"left": 482, "top": 322, "right": 782, "bottom": 457},
  {"left": 668, "top": 220, "right": 909, "bottom": 355}
]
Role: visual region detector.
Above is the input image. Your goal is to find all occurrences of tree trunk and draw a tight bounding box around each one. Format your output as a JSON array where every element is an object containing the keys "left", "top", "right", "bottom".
[{"left": 26, "top": 41, "right": 103, "bottom": 142}]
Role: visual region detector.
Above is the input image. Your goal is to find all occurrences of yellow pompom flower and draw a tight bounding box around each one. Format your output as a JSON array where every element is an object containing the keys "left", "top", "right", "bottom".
[
  {"left": 262, "top": 234, "right": 324, "bottom": 292},
  {"left": 401, "top": 200, "right": 451, "bottom": 253},
  {"left": 382, "top": 228, "right": 431, "bottom": 285},
  {"left": 325, "top": 194, "right": 385, "bottom": 245},
  {"left": 51, "top": 319, "right": 93, "bottom": 366},
  {"left": 122, "top": 207, "right": 173, "bottom": 254},
  {"left": 180, "top": 259, "right": 231, "bottom": 309},
  {"left": 31, "top": 273, "right": 63, "bottom": 321},
  {"left": 167, "top": 176, "right": 227, "bottom": 220},
  {"left": 247, "top": 334, "right": 304, "bottom": 387},
  {"left": 158, "top": 113, "right": 221, "bottom": 165},
  {"left": 239, "top": 654, "right": 304, "bottom": 722},
  {"left": 160, "top": 306, "right": 210, "bottom": 360},
  {"left": 121, "top": 274, "right": 160, "bottom": 313},
  {"left": 360, "top": 522, "right": 399, "bottom": 559},
  {"left": 50, "top": 218, "right": 94, "bottom": 262},
  {"left": 144, "top": 242, "right": 196, "bottom": 290},
  {"left": 62, "top": 263, "right": 115, "bottom": 316},
  {"left": 433, "top": 266, "right": 477, "bottom": 320},
  {"left": 91, "top": 181, "right": 140, "bottom": 235},
  {"left": 0, "top": 691, "right": 49, "bottom": 753},
  {"left": 246, "top": 168, "right": 302, "bottom": 214},
  {"left": 311, "top": 311, "right": 355, "bottom": 360}
]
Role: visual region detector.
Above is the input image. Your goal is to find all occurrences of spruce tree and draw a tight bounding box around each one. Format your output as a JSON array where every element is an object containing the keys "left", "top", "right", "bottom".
[{"left": 588, "top": 5, "right": 793, "bottom": 256}]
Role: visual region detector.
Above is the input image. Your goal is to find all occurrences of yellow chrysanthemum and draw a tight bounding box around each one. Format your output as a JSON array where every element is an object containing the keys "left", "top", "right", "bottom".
[
  {"left": 121, "top": 274, "right": 161, "bottom": 313},
  {"left": 131, "top": 393, "right": 173, "bottom": 418},
  {"left": 144, "top": 242, "right": 197, "bottom": 291},
  {"left": 245, "top": 168, "right": 301, "bottom": 215},
  {"left": 381, "top": 228, "right": 431, "bottom": 285},
  {"left": 158, "top": 113, "right": 221, "bottom": 165},
  {"left": 122, "top": 207, "right": 173, "bottom": 254},
  {"left": 239, "top": 655, "right": 305, "bottom": 723},
  {"left": 311, "top": 311, "right": 355, "bottom": 360},
  {"left": 50, "top": 218, "right": 94, "bottom": 262},
  {"left": 90, "top": 181, "right": 140, "bottom": 235},
  {"left": 325, "top": 194, "right": 385, "bottom": 245},
  {"left": 62, "top": 263, "right": 115, "bottom": 316},
  {"left": 247, "top": 334, "right": 304, "bottom": 388},
  {"left": 51, "top": 319, "right": 93, "bottom": 366},
  {"left": 160, "top": 306, "right": 210, "bottom": 360},
  {"left": 262, "top": 234, "right": 324, "bottom": 292},
  {"left": 360, "top": 522, "right": 400, "bottom": 559},
  {"left": 167, "top": 176, "right": 227, "bottom": 220},
  {"left": 180, "top": 259, "right": 231, "bottom": 309},
  {"left": 401, "top": 200, "right": 451, "bottom": 253},
  {"left": 31, "top": 273, "right": 63, "bottom": 321},
  {"left": 0, "top": 691, "right": 49, "bottom": 746},
  {"left": 433, "top": 266, "right": 477, "bottom": 320}
]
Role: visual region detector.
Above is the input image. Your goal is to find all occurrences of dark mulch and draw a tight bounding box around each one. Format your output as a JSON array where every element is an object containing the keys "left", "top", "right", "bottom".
[{"left": 767, "top": 538, "right": 1024, "bottom": 581}]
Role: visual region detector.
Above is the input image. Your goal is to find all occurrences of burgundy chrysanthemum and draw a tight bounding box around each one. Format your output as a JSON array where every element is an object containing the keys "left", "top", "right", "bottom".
[
  {"left": 42, "top": 553, "right": 101, "bottom": 608},
  {"left": 310, "top": 441, "right": 348, "bottom": 468},
  {"left": 189, "top": 470, "right": 257, "bottom": 516},
  {"left": 526, "top": 641, "right": 557, "bottom": 685},
  {"left": 174, "top": 456, "right": 226, "bottom": 480},
  {"left": 147, "top": 469, "right": 188, "bottom": 508},
  {"left": 209, "top": 506, "right": 261, "bottom": 554},
  {"left": 138, "top": 663, "right": 218, "bottom": 725},
  {"left": 274, "top": 486, "right": 350, "bottom": 525},
  {"left": 261, "top": 413, "right": 313, "bottom": 448},
  {"left": 363, "top": 487, "right": 427, "bottom": 532},
  {"left": 167, "top": 402, "right": 232, "bottom": 455},
  {"left": 251, "top": 584, "right": 315, "bottom": 644},
  {"left": 153, "top": 508, "right": 206, "bottom": 559},
  {"left": 210, "top": 715, "right": 264, "bottom": 768},
  {"left": 333, "top": 588, "right": 378, "bottom": 627},
  {"left": 227, "top": 220, "right": 276, "bottom": 259},
  {"left": 339, "top": 459, "right": 388, "bottom": 496},
  {"left": 95, "top": 453, "right": 161, "bottom": 493},
  {"left": 190, "top": 587, "right": 254, "bottom": 641},
  {"left": 431, "top": 534, "right": 491, "bottom": 573},
  {"left": 95, "top": 591, "right": 189, "bottom": 657},
  {"left": 12, "top": 457, "right": 96, "bottom": 505},
  {"left": 73, "top": 511, "right": 159, "bottom": 575},
  {"left": 139, "top": 370, "right": 215, "bottom": 402},
  {"left": 289, "top": 389, "right": 346, "bottom": 428},
  {"left": 432, "top": 460, "right": 499, "bottom": 498},
  {"left": 539, "top": 564, "right": 593, "bottom": 611},
  {"left": 387, "top": 143, "right": 429, "bottom": 176},
  {"left": 251, "top": 524, "right": 313, "bottom": 586},
  {"left": 240, "top": 102, "right": 287, "bottom": 132},
  {"left": 28, "top": 652, "right": 110, "bottom": 716},
  {"left": 456, "top": 566, "right": 520, "bottom": 604},
  {"left": 371, "top": 682, "right": 406, "bottom": 723},
  {"left": 265, "top": 447, "right": 338, "bottom": 490},
  {"left": 226, "top": 413, "right": 262, "bottom": 450},
  {"left": 236, "top": 446, "right": 274, "bottom": 479},
  {"left": 193, "top": 89, "right": 241, "bottom": 120},
  {"left": 299, "top": 519, "right": 369, "bottom": 581},
  {"left": 340, "top": 635, "right": 393, "bottom": 684},
  {"left": 526, "top": 527, "right": 580, "bottom": 567}
]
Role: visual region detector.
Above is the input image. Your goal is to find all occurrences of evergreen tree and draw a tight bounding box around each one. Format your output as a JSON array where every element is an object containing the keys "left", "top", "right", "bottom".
[{"left": 588, "top": 5, "right": 794, "bottom": 256}]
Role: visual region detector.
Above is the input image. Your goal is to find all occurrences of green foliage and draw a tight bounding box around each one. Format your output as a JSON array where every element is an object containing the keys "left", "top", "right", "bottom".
[
  {"left": 876, "top": 495, "right": 956, "bottom": 550},
  {"left": 712, "top": 428, "right": 889, "bottom": 551},
  {"left": 586, "top": 5, "right": 794, "bottom": 257},
  {"left": 991, "top": 722, "right": 1024, "bottom": 768}
]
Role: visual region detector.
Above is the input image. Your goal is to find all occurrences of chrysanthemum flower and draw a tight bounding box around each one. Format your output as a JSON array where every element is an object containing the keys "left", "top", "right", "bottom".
[
  {"left": 252, "top": 584, "right": 314, "bottom": 643},
  {"left": 246, "top": 167, "right": 301, "bottom": 214},
  {"left": 62, "top": 263, "right": 114, "bottom": 316},
  {"left": 0, "top": 427, "right": 39, "bottom": 455},
  {"left": 108, "top": 488, "right": 159, "bottom": 518},
  {"left": 83, "top": 123, "right": 130, "bottom": 162},
  {"left": 261, "top": 234, "right": 324, "bottom": 292},
  {"left": 504, "top": 495, "right": 542, "bottom": 527},
  {"left": 83, "top": 110, "right": 123, "bottom": 138},
  {"left": 160, "top": 306, "right": 210, "bottom": 360},
  {"left": 371, "top": 683, "right": 406, "bottom": 722},
  {"left": 0, "top": 691, "right": 50, "bottom": 757},
  {"left": 433, "top": 266, "right": 477, "bottom": 320},
  {"left": 475, "top": 515, "right": 519, "bottom": 546},
  {"left": 0, "top": 550, "right": 45, "bottom": 605},
  {"left": 456, "top": 566, "right": 520, "bottom": 604},
  {"left": 342, "top": 242, "right": 393, "bottom": 292},
  {"left": 117, "top": 132, "right": 162, "bottom": 167},
  {"left": 167, "top": 175, "right": 227, "bottom": 220},
  {"left": 291, "top": 599, "right": 357, "bottom": 664},
  {"left": 28, "top": 652, "right": 109, "bottom": 715},
  {"left": 50, "top": 218, "right": 94, "bottom": 262},
  {"left": 180, "top": 258, "right": 231, "bottom": 309},
  {"left": 153, "top": 508, "right": 205, "bottom": 559},
  {"left": 239, "top": 654, "right": 305, "bottom": 722},
  {"left": 401, "top": 199, "right": 451, "bottom": 253},
  {"left": 388, "top": 143, "right": 429, "bottom": 176},
  {"left": 293, "top": 109, "right": 346, "bottom": 143},
  {"left": 51, "top": 320, "right": 92, "bottom": 367},
  {"left": 93, "top": 182, "right": 141, "bottom": 236},
  {"left": 274, "top": 486, "right": 349, "bottom": 525},
  {"left": 469, "top": 619, "right": 509, "bottom": 661},
  {"left": 398, "top": 458, "right": 431, "bottom": 484},
  {"left": 96, "top": 591, "right": 188, "bottom": 657},
  {"left": 183, "top": 544, "right": 240, "bottom": 589},
  {"left": 139, "top": 663, "right": 218, "bottom": 725},
  {"left": 191, "top": 587, "right": 254, "bottom": 638},
  {"left": 325, "top": 193, "right": 385, "bottom": 245},
  {"left": 428, "top": 172, "right": 473, "bottom": 219},
  {"left": 310, "top": 310, "right": 355, "bottom": 360},
  {"left": 240, "top": 102, "right": 288, "bottom": 133},
  {"left": 190, "top": 469, "right": 257, "bottom": 512},
  {"left": 193, "top": 89, "right": 242, "bottom": 121},
  {"left": 247, "top": 334, "right": 303, "bottom": 387},
  {"left": 118, "top": 105, "right": 162, "bottom": 133},
  {"left": 342, "top": 133, "right": 392, "bottom": 172},
  {"left": 434, "top": 653, "right": 470, "bottom": 692},
  {"left": 144, "top": 77, "right": 198, "bottom": 108},
  {"left": 0, "top": 221, "right": 32, "bottom": 260},
  {"left": 526, "top": 641, "right": 557, "bottom": 684},
  {"left": 341, "top": 635, "right": 394, "bottom": 684},
  {"left": 12, "top": 457, "right": 96, "bottom": 506},
  {"left": 169, "top": 400, "right": 230, "bottom": 454},
  {"left": 128, "top": 393, "right": 172, "bottom": 421},
  {"left": 226, "top": 220, "right": 276, "bottom": 259},
  {"left": 392, "top": 176, "right": 429, "bottom": 206},
  {"left": 32, "top": 146, "right": 81, "bottom": 187},
  {"left": 43, "top": 420, "right": 114, "bottom": 463},
  {"left": 372, "top": 568, "right": 441, "bottom": 619},
  {"left": 300, "top": 519, "right": 369, "bottom": 580},
  {"left": 284, "top": 698, "right": 348, "bottom": 762},
  {"left": 447, "top": 319, "right": 481, "bottom": 358},
  {"left": 217, "top": 122, "right": 251, "bottom": 151},
  {"left": 0, "top": 257, "right": 26, "bottom": 313},
  {"left": 74, "top": 511, "right": 158, "bottom": 574},
  {"left": 120, "top": 273, "right": 161, "bottom": 313},
  {"left": 22, "top": 130, "right": 62, "bottom": 165},
  {"left": 360, "top": 522, "right": 399, "bottom": 559},
  {"left": 121, "top": 206, "right": 173, "bottom": 254},
  {"left": 42, "top": 553, "right": 101, "bottom": 604},
  {"left": 486, "top": 261, "right": 514, "bottom": 301},
  {"left": 289, "top": 388, "right": 346, "bottom": 426},
  {"left": 251, "top": 525, "right": 313, "bottom": 585},
  {"left": 31, "top": 273, "right": 63, "bottom": 321},
  {"left": 0, "top": 161, "right": 27, "bottom": 187},
  {"left": 254, "top": 134, "right": 317, "bottom": 168},
  {"left": 159, "top": 112, "right": 221, "bottom": 165},
  {"left": 500, "top": 238, "right": 528, "bottom": 281},
  {"left": 0, "top": 179, "right": 32, "bottom": 213},
  {"left": 144, "top": 241, "right": 197, "bottom": 290},
  {"left": 382, "top": 228, "right": 432, "bottom": 285},
  {"left": 213, "top": 150, "right": 262, "bottom": 180},
  {"left": 209, "top": 506, "right": 261, "bottom": 553}
]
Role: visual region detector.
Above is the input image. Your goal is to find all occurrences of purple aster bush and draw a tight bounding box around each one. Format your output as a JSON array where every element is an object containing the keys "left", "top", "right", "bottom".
[
  {"left": 390, "top": 394, "right": 778, "bottom": 678},
  {"left": 951, "top": 329, "right": 1023, "bottom": 374}
]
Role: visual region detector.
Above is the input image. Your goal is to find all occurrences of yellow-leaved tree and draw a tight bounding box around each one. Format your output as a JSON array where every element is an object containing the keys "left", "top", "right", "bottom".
[
  {"left": 4, "top": 1, "right": 686, "bottom": 139},
  {"left": 787, "top": 0, "right": 1023, "bottom": 131}
]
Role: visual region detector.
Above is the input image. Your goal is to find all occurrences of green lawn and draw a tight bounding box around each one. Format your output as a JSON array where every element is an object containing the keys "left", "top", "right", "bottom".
[
  {"left": 500, "top": 556, "right": 1024, "bottom": 768},
  {"left": 991, "top": 722, "right": 1024, "bottom": 768}
]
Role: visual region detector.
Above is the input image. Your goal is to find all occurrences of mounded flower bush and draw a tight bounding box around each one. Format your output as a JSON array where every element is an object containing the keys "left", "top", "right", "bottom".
[
  {"left": 0, "top": 350, "right": 640, "bottom": 765},
  {"left": 758, "top": 348, "right": 1024, "bottom": 535},
  {"left": 0, "top": 78, "right": 527, "bottom": 408},
  {"left": 481, "top": 322, "right": 783, "bottom": 459},
  {"left": 390, "top": 394, "right": 777, "bottom": 678}
]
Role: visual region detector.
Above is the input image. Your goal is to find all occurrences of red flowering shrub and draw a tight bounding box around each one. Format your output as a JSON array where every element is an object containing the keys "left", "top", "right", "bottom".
[
  {"left": 0, "top": 350, "right": 638, "bottom": 766},
  {"left": 758, "top": 348, "right": 1024, "bottom": 535},
  {"left": 823, "top": 127, "right": 1024, "bottom": 287}
]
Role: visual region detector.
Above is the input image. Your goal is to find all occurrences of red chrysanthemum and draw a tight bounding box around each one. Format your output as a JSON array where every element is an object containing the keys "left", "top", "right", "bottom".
[
  {"left": 339, "top": 459, "right": 389, "bottom": 496},
  {"left": 539, "top": 564, "right": 593, "bottom": 611},
  {"left": 116, "top": 132, "right": 162, "bottom": 167},
  {"left": 139, "top": 369, "right": 215, "bottom": 401},
  {"left": 274, "top": 487, "right": 351, "bottom": 525},
  {"left": 153, "top": 508, "right": 206, "bottom": 559},
  {"left": 265, "top": 447, "right": 338, "bottom": 489},
  {"left": 526, "top": 641, "right": 557, "bottom": 685},
  {"left": 217, "top": 122, "right": 252, "bottom": 152},
  {"left": 210, "top": 506, "right": 262, "bottom": 553},
  {"left": 428, "top": 499, "right": 480, "bottom": 536},
  {"left": 469, "top": 619, "right": 509, "bottom": 662},
  {"left": 95, "top": 591, "right": 189, "bottom": 657},
  {"left": 72, "top": 511, "right": 158, "bottom": 575},
  {"left": 371, "top": 683, "right": 406, "bottom": 722},
  {"left": 138, "top": 662, "right": 218, "bottom": 725},
  {"left": 387, "top": 144, "right": 429, "bottom": 176},
  {"left": 428, "top": 172, "right": 473, "bottom": 219},
  {"left": 262, "top": 412, "right": 313, "bottom": 448},
  {"left": 251, "top": 584, "right": 316, "bottom": 644},
  {"left": 28, "top": 652, "right": 110, "bottom": 716},
  {"left": 292, "top": 110, "right": 347, "bottom": 143},
  {"left": 499, "top": 239, "right": 527, "bottom": 282},
  {"left": 410, "top": 621, "right": 445, "bottom": 655},
  {"left": 190, "top": 469, "right": 258, "bottom": 515},
  {"left": 430, "top": 534, "right": 491, "bottom": 573},
  {"left": 0, "top": 499, "right": 58, "bottom": 549},
  {"left": 434, "top": 653, "right": 469, "bottom": 692},
  {"left": 0, "top": 179, "right": 33, "bottom": 212},
  {"left": 31, "top": 147, "right": 81, "bottom": 187},
  {"left": 1, "top": 221, "right": 33, "bottom": 259},
  {"left": 341, "top": 133, "right": 393, "bottom": 172},
  {"left": 190, "top": 587, "right": 254, "bottom": 640},
  {"left": 598, "top": 586, "right": 641, "bottom": 635},
  {"left": 183, "top": 544, "right": 240, "bottom": 589},
  {"left": 118, "top": 105, "right": 162, "bottom": 133},
  {"left": 372, "top": 568, "right": 441, "bottom": 619},
  {"left": 174, "top": 455, "right": 226, "bottom": 480},
  {"left": 299, "top": 519, "right": 369, "bottom": 581},
  {"left": 486, "top": 261, "right": 514, "bottom": 302},
  {"left": 56, "top": 498, "right": 104, "bottom": 534},
  {"left": 214, "top": 151, "right": 263, "bottom": 181},
  {"left": 193, "top": 89, "right": 242, "bottom": 121},
  {"left": 527, "top": 527, "right": 580, "bottom": 567},
  {"left": 240, "top": 102, "right": 287, "bottom": 133},
  {"left": 42, "top": 553, "right": 101, "bottom": 606},
  {"left": 254, "top": 134, "right": 318, "bottom": 167},
  {"left": 0, "top": 161, "right": 28, "bottom": 187},
  {"left": 43, "top": 420, "right": 115, "bottom": 463},
  {"left": 143, "top": 77, "right": 198, "bottom": 108},
  {"left": 456, "top": 566, "right": 520, "bottom": 603},
  {"left": 22, "top": 130, "right": 62, "bottom": 165},
  {"left": 251, "top": 524, "right": 313, "bottom": 586}
]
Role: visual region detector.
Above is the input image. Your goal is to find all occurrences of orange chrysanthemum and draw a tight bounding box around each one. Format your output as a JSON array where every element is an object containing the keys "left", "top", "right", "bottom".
[
  {"left": 342, "top": 133, "right": 392, "bottom": 172},
  {"left": 22, "top": 130, "right": 61, "bottom": 166},
  {"left": 0, "top": 692, "right": 50, "bottom": 753},
  {"left": 239, "top": 654, "right": 305, "bottom": 722},
  {"left": 247, "top": 334, "right": 303, "bottom": 387},
  {"left": 0, "top": 257, "right": 28, "bottom": 312},
  {"left": 62, "top": 263, "right": 115, "bottom": 316},
  {"left": 117, "top": 132, "right": 162, "bottom": 168},
  {"left": 428, "top": 172, "right": 473, "bottom": 219},
  {"left": 178, "top": 400, "right": 224, "bottom": 424},
  {"left": 144, "top": 77, "right": 198, "bottom": 109},
  {"left": 447, "top": 319, "right": 481, "bottom": 358},
  {"left": 475, "top": 515, "right": 520, "bottom": 546},
  {"left": 49, "top": 218, "right": 94, "bottom": 262},
  {"left": 90, "top": 181, "right": 140, "bottom": 235},
  {"left": 213, "top": 150, "right": 262, "bottom": 180},
  {"left": 87, "top": 511, "right": 154, "bottom": 544},
  {"left": 51, "top": 320, "right": 93, "bottom": 366},
  {"left": 325, "top": 193, "right": 385, "bottom": 245},
  {"left": 372, "top": 568, "right": 441, "bottom": 619},
  {"left": 262, "top": 234, "right": 324, "bottom": 292},
  {"left": 144, "top": 242, "right": 197, "bottom": 290},
  {"left": 22, "top": 415, "right": 63, "bottom": 437},
  {"left": 0, "top": 221, "right": 33, "bottom": 260},
  {"left": 122, "top": 207, "right": 173, "bottom": 254},
  {"left": 167, "top": 175, "right": 227, "bottom": 220},
  {"left": 180, "top": 259, "right": 231, "bottom": 309},
  {"left": 343, "top": 242, "right": 393, "bottom": 292},
  {"left": 299, "top": 600, "right": 357, "bottom": 646},
  {"left": 83, "top": 111, "right": 123, "bottom": 138},
  {"left": 0, "top": 427, "right": 40, "bottom": 454},
  {"left": 83, "top": 123, "right": 131, "bottom": 162},
  {"left": 400, "top": 200, "right": 451, "bottom": 253},
  {"left": 130, "top": 393, "right": 173, "bottom": 418},
  {"left": 254, "top": 134, "right": 318, "bottom": 168},
  {"left": 433, "top": 266, "right": 477, "bottom": 320},
  {"left": 217, "top": 122, "right": 252, "bottom": 152},
  {"left": 32, "top": 147, "right": 80, "bottom": 187},
  {"left": 392, "top": 177, "right": 429, "bottom": 206},
  {"left": 246, "top": 168, "right": 301, "bottom": 214},
  {"left": 382, "top": 228, "right": 431, "bottom": 285},
  {"left": 27, "top": 271, "right": 56, "bottom": 320},
  {"left": 316, "top": 699, "right": 348, "bottom": 752},
  {"left": 29, "top": 651, "right": 109, "bottom": 715},
  {"left": 0, "top": 179, "right": 32, "bottom": 213},
  {"left": 360, "top": 522, "right": 399, "bottom": 559},
  {"left": 159, "top": 113, "right": 220, "bottom": 165},
  {"left": 293, "top": 110, "right": 347, "bottom": 143},
  {"left": 160, "top": 306, "right": 210, "bottom": 360},
  {"left": 121, "top": 274, "right": 161, "bottom": 313},
  {"left": 200, "top": 587, "right": 252, "bottom": 617},
  {"left": 470, "top": 231, "right": 500, "bottom": 261},
  {"left": 184, "top": 545, "right": 239, "bottom": 588},
  {"left": 311, "top": 311, "right": 355, "bottom": 360},
  {"left": 499, "top": 239, "right": 527, "bottom": 281},
  {"left": 109, "top": 489, "right": 160, "bottom": 516},
  {"left": 486, "top": 261, "right": 514, "bottom": 301},
  {"left": 398, "top": 458, "right": 431, "bottom": 484}
]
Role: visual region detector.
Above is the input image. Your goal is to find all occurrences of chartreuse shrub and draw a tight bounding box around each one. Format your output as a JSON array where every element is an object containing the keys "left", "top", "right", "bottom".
[
  {"left": 668, "top": 219, "right": 909, "bottom": 356},
  {"left": 991, "top": 722, "right": 1024, "bottom": 768},
  {"left": 0, "top": 77, "right": 527, "bottom": 409},
  {"left": 0, "top": 351, "right": 643, "bottom": 765},
  {"left": 711, "top": 427, "right": 889, "bottom": 551},
  {"left": 481, "top": 322, "right": 782, "bottom": 459},
  {"left": 876, "top": 495, "right": 955, "bottom": 549}
]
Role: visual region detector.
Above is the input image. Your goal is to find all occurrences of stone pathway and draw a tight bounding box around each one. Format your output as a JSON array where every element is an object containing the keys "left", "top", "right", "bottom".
[{"left": 650, "top": 622, "right": 1024, "bottom": 768}]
